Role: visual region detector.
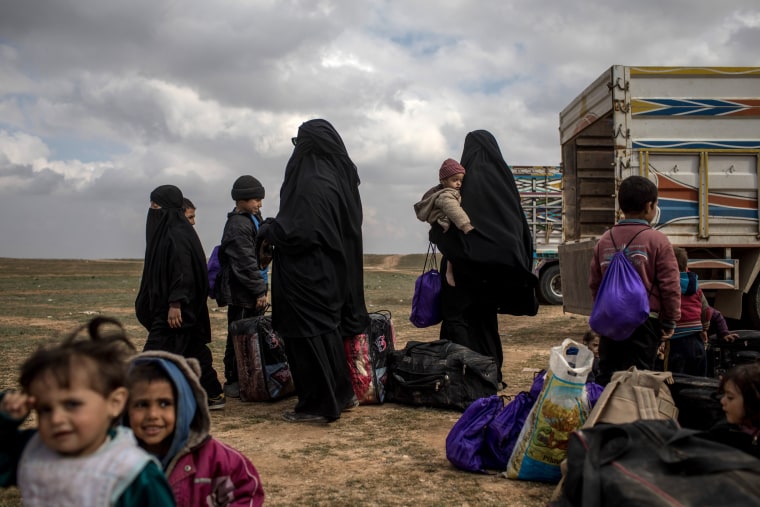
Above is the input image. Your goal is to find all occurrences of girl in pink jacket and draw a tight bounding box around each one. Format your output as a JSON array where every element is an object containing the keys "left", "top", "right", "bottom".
[{"left": 125, "top": 351, "right": 264, "bottom": 506}]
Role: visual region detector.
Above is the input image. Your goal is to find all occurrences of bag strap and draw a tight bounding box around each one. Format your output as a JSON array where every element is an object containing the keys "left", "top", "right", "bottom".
[
  {"left": 609, "top": 226, "right": 658, "bottom": 297},
  {"left": 423, "top": 242, "right": 439, "bottom": 273}
]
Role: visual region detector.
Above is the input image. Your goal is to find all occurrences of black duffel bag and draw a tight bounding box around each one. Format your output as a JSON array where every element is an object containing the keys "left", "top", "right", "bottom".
[
  {"left": 669, "top": 373, "right": 724, "bottom": 431},
  {"left": 708, "top": 329, "right": 760, "bottom": 378},
  {"left": 386, "top": 339, "right": 500, "bottom": 411},
  {"left": 552, "top": 419, "right": 760, "bottom": 507}
]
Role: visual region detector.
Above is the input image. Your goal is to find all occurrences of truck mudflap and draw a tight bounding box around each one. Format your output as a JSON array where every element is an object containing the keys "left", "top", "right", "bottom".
[{"left": 558, "top": 240, "right": 596, "bottom": 316}]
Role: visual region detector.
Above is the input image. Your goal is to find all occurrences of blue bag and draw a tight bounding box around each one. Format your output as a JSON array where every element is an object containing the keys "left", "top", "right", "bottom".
[
  {"left": 589, "top": 228, "right": 651, "bottom": 341},
  {"left": 207, "top": 245, "right": 221, "bottom": 299},
  {"left": 445, "top": 395, "right": 504, "bottom": 472},
  {"left": 409, "top": 243, "right": 442, "bottom": 328}
]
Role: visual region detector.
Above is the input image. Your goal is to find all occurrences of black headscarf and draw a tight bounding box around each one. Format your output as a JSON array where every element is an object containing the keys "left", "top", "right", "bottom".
[
  {"left": 433, "top": 130, "right": 538, "bottom": 315},
  {"left": 260, "top": 119, "right": 369, "bottom": 337},
  {"left": 135, "top": 185, "right": 211, "bottom": 339}
]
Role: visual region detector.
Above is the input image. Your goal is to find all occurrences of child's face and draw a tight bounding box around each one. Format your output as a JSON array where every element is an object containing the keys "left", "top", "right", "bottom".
[
  {"left": 128, "top": 379, "right": 177, "bottom": 456},
  {"left": 237, "top": 198, "right": 263, "bottom": 215},
  {"left": 184, "top": 207, "right": 196, "bottom": 226},
  {"left": 587, "top": 336, "right": 600, "bottom": 357},
  {"left": 441, "top": 174, "right": 464, "bottom": 190},
  {"left": 721, "top": 379, "right": 746, "bottom": 425},
  {"left": 29, "top": 369, "right": 126, "bottom": 457}
]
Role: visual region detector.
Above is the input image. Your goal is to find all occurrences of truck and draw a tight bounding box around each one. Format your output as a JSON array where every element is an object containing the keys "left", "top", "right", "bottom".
[
  {"left": 558, "top": 65, "right": 760, "bottom": 325},
  {"left": 513, "top": 165, "right": 563, "bottom": 305}
]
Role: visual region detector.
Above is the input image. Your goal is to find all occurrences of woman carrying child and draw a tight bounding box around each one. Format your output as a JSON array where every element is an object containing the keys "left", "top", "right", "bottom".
[
  {"left": 432, "top": 130, "right": 539, "bottom": 383},
  {"left": 124, "top": 350, "right": 265, "bottom": 506},
  {"left": 0, "top": 317, "right": 174, "bottom": 506}
]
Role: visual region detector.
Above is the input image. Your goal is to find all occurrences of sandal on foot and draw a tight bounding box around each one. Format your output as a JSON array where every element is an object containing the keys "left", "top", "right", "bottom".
[{"left": 282, "top": 411, "right": 329, "bottom": 423}]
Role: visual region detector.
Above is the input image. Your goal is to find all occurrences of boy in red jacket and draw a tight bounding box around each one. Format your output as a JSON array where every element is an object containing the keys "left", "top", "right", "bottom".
[{"left": 589, "top": 176, "right": 681, "bottom": 385}]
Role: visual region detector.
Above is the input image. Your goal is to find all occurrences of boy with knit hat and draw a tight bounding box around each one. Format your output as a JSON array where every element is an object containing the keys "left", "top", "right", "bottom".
[
  {"left": 215, "top": 175, "right": 269, "bottom": 398},
  {"left": 414, "top": 158, "right": 474, "bottom": 286}
]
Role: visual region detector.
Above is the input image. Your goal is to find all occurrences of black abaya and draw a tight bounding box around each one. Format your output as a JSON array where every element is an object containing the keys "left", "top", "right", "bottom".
[
  {"left": 259, "top": 119, "right": 369, "bottom": 419},
  {"left": 135, "top": 185, "right": 222, "bottom": 397},
  {"left": 434, "top": 131, "right": 539, "bottom": 382}
]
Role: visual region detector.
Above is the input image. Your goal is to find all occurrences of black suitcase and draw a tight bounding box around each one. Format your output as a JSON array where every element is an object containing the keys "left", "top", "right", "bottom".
[
  {"left": 387, "top": 339, "right": 500, "bottom": 412},
  {"left": 708, "top": 329, "right": 760, "bottom": 378},
  {"left": 669, "top": 373, "right": 724, "bottom": 430}
]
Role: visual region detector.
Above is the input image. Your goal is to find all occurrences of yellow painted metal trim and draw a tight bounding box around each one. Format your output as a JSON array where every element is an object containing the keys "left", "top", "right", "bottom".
[{"left": 629, "top": 67, "right": 760, "bottom": 76}]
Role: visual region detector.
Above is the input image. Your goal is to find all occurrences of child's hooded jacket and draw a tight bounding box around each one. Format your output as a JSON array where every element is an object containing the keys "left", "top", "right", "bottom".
[{"left": 126, "top": 351, "right": 264, "bottom": 507}]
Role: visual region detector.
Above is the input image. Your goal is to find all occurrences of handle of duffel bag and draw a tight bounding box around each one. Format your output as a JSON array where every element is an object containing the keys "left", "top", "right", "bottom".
[
  {"left": 370, "top": 309, "right": 392, "bottom": 320},
  {"left": 402, "top": 339, "right": 449, "bottom": 358},
  {"left": 391, "top": 372, "right": 448, "bottom": 391}
]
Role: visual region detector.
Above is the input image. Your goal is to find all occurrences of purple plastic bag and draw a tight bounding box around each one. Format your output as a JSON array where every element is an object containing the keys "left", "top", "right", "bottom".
[
  {"left": 589, "top": 248, "right": 650, "bottom": 341},
  {"left": 409, "top": 244, "right": 442, "bottom": 328},
  {"left": 481, "top": 370, "right": 546, "bottom": 470},
  {"left": 586, "top": 381, "right": 603, "bottom": 409},
  {"left": 207, "top": 245, "right": 221, "bottom": 299},
  {"left": 445, "top": 395, "right": 504, "bottom": 472}
]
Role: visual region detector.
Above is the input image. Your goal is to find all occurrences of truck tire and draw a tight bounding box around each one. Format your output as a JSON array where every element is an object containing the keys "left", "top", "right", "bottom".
[
  {"left": 743, "top": 277, "right": 760, "bottom": 329},
  {"left": 538, "top": 264, "right": 562, "bottom": 305}
]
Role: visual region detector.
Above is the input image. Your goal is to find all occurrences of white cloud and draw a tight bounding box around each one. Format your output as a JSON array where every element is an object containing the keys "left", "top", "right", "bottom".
[{"left": 0, "top": 0, "right": 758, "bottom": 258}]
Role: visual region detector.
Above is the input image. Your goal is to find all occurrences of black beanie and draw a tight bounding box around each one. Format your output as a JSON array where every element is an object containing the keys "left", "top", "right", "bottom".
[{"left": 231, "top": 175, "right": 265, "bottom": 200}]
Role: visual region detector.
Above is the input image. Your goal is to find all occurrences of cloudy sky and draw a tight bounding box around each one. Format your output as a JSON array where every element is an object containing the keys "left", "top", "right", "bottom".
[{"left": 1, "top": 1, "right": 759, "bottom": 259}]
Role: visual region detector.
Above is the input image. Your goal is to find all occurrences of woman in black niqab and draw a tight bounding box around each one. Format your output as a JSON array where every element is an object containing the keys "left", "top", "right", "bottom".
[
  {"left": 432, "top": 130, "right": 539, "bottom": 382},
  {"left": 135, "top": 184, "right": 223, "bottom": 400},
  {"left": 258, "top": 119, "right": 369, "bottom": 422}
]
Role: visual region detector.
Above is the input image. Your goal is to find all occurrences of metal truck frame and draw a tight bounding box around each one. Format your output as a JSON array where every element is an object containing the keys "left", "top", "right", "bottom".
[
  {"left": 513, "top": 165, "right": 563, "bottom": 305},
  {"left": 558, "top": 66, "right": 760, "bottom": 325}
]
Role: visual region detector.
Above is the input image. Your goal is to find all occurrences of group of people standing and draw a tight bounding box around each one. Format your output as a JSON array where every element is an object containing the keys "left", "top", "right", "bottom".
[
  {"left": 136, "top": 120, "right": 538, "bottom": 424},
  {"left": 135, "top": 119, "right": 372, "bottom": 424}
]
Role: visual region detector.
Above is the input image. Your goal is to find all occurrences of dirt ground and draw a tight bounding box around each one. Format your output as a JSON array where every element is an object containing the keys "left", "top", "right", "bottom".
[
  {"left": 0, "top": 257, "right": 591, "bottom": 507},
  {"left": 208, "top": 305, "right": 583, "bottom": 507}
]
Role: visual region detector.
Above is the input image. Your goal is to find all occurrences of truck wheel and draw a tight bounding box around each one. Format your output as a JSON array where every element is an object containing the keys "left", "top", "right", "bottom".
[
  {"left": 743, "top": 277, "right": 760, "bottom": 329},
  {"left": 538, "top": 264, "right": 562, "bottom": 305}
]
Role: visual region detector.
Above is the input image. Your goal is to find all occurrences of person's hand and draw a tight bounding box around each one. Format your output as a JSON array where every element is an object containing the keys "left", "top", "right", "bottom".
[
  {"left": 1, "top": 390, "right": 32, "bottom": 420},
  {"left": 207, "top": 476, "right": 235, "bottom": 507},
  {"left": 255, "top": 294, "right": 268, "bottom": 311},
  {"left": 168, "top": 304, "right": 182, "bottom": 328},
  {"left": 661, "top": 327, "right": 674, "bottom": 340},
  {"left": 722, "top": 332, "right": 739, "bottom": 342},
  {"left": 462, "top": 224, "right": 474, "bottom": 234},
  {"left": 700, "top": 330, "right": 709, "bottom": 344}
]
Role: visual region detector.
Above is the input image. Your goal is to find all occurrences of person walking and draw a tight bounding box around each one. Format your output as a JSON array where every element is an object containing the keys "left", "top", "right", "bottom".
[{"left": 135, "top": 185, "right": 225, "bottom": 409}]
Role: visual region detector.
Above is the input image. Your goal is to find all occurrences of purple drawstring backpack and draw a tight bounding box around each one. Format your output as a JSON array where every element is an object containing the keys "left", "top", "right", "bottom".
[{"left": 589, "top": 228, "right": 651, "bottom": 341}]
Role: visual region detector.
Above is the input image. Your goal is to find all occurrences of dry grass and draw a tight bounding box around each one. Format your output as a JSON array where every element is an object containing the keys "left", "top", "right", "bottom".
[{"left": 0, "top": 257, "right": 590, "bottom": 507}]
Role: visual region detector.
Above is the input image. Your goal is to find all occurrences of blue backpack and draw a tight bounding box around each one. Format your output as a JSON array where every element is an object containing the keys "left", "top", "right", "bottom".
[{"left": 589, "top": 227, "right": 651, "bottom": 341}]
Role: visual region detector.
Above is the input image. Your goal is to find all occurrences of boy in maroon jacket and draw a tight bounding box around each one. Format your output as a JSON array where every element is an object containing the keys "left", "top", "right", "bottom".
[{"left": 589, "top": 176, "right": 681, "bottom": 385}]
